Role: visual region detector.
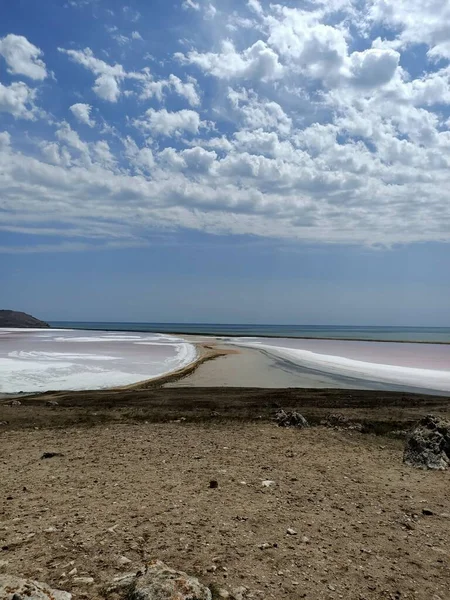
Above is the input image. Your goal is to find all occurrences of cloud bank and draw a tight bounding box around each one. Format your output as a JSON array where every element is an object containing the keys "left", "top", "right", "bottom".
[{"left": 1, "top": 1, "right": 450, "bottom": 250}]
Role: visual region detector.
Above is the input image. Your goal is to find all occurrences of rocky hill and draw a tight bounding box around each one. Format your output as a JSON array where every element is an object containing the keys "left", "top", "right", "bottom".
[{"left": 0, "top": 310, "right": 50, "bottom": 328}]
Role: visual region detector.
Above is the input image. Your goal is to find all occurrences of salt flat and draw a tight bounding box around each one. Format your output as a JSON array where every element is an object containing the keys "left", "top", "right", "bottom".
[{"left": 0, "top": 329, "right": 197, "bottom": 394}]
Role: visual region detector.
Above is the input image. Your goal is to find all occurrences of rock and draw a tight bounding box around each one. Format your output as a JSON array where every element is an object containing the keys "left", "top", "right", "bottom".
[
  {"left": 117, "top": 560, "right": 212, "bottom": 600},
  {"left": 301, "top": 536, "right": 310, "bottom": 543},
  {"left": 321, "top": 413, "right": 362, "bottom": 431},
  {"left": 118, "top": 556, "right": 132, "bottom": 566},
  {"left": 41, "top": 452, "right": 64, "bottom": 460},
  {"left": 275, "top": 410, "right": 309, "bottom": 428},
  {"left": 45, "top": 400, "right": 59, "bottom": 407},
  {"left": 258, "top": 543, "right": 272, "bottom": 550},
  {"left": 72, "top": 576, "right": 94, "bottom": 585},
  {"left": 231, "top": 587, "right": 248, "bottom": 600},
  {"left": 9, "top": 400, "right": 21, "bottom": 407},
  {"left": 286, "top": 528, "right": 297, "bottom": 536},
  {"left": 0, "top": 575, "right": 71, "bottom": 599},
  {"left": 422, "top": 508, "right": 434, "bottom": 516},
  {"left": 403, "top": 415, "right": 450, "bottom": 470},
  {"left": 209, "top": 480, "right": 219, "bottom": 489},
  {"left": 104, "top": 572, "right": 139, "bottom": 597},
  {"left": 261, "top": 480, "right": 275, "bottom": 488}
]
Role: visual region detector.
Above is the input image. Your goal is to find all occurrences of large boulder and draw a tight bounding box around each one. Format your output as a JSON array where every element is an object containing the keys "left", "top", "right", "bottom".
[
  {"left": 0, "top": 575, "right": 71, "bottom": 599},
  {"left": 106, "top": 560, "right": 212, "bottom": 600},
  {"left": 275, "top": 409, "right": 309, "bottom": 428},
  {"left": 403, "top": 415, "right": 450, "bottom": 470}
]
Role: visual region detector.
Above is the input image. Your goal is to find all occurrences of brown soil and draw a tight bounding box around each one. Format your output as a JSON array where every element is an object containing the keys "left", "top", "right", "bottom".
[{"left": 1, "top": 389, "right": 450, "bottom": 600}]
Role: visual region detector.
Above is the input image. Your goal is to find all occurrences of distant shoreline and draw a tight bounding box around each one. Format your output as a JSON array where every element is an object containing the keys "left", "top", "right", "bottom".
[{"left": 45, "top": 323, "right": 450, "bottom": 345}]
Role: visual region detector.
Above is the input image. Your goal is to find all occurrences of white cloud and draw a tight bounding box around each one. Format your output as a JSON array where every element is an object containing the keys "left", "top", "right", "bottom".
[
  {"left": 136, "top": 108, "right": 204, "bottom": 136},
  {"left": 247, "top": 0, "right": 263, "bottom": 16},
  {"left": 181, "top": 146, "right": 217, "bottom": 172},
  {"left": 182, "top": 0, "right": 200, "bottom": 9},
  {"left": 3, "top": 0, "right": 450, "bottom": 249},
  {"left": 347, "top": 48, "right": 400, "bottom": 88},
  {"left": 140, "top": 74, "right": 200, "bottom": 106},
  {"left": 228, "top": 88, "right": 292, "bottom": 135},
  {"left": 94, "top": 73, "right": 121, "bottom": 102},
  {"left": 70, "top": 103, "right": 95, "bottom": 127},
  {"left": 59, "top": 47, "right": 125, "bottom": 102},
  {"left": 131, "top": 31, "right": 143, "bottom": 40},
  {"left": 0, "top": 34, "right": 47, "bottom": 80},
  {"left": 176, "top": 39, "right": 284, "bottom": 81},
  {"left": 93, "top": 140, "right": 115, "bottom": 167},
  {"left": 123, "top": 136, "right": 155, "bottom": 173},
  {"left": 39, "top": 141, "right": 64, "bottom": 165},
  {"left": 266, "top": 8, "right": 348, "bottom": 82},
  {"left": 59, "top": 47, "right": 200, "bottom": 107},
  {"left": 0, "top": 81, "right": 37, "bottom": 119},
  {"left": 368, "top": 0, "right": 450, "bottom": 60},
  {"left": 168, "top": 75, "right": 201, "bottom": 106},
  {"left": 182, "top": 0, "right": 216, "bottom": 19},
  {"left": 0, "top": 131, "right": 11, "bottom": 149}
]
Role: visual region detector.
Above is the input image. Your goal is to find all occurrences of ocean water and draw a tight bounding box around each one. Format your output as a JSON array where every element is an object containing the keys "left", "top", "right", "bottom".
[
  {"left": 0, "top": 329, "right": 197, "bottom": 394},
  {"left": 50, "top": 322, "right": 450, "bottom": 344}
]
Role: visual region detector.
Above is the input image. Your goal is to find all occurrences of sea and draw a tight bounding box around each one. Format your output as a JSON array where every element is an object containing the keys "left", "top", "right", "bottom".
[{"left": 49, "top": 323, "right": 450, "bottom": 344}]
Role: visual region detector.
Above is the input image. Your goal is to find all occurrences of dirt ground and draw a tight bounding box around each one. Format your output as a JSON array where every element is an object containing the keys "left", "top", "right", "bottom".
[{"left": 1, "top": 415, "right": 449, "bottom": 600}]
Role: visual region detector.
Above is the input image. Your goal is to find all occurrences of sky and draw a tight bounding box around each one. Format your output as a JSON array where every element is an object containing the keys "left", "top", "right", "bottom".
[{"left": 1, "top": 0, "right": 450, "bottom": 325}]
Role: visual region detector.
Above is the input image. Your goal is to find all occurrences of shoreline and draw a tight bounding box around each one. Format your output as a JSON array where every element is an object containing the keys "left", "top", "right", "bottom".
[
  {"left": 2, "top": 337, "right": 450, "bottom": 397},
  {"left": 43, "top": 324, "right": 450, "bottom": 345}
]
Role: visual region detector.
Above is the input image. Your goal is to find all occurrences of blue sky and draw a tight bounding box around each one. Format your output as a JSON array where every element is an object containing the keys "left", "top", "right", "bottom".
[{"left": 1, "top": 0, "right": 450, "bottom": 324}]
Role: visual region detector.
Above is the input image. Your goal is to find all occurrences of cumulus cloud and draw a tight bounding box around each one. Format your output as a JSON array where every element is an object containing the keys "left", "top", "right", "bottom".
[
  {"left": 140, "top": 74, "right": 200, "bottom": 106},
  {"left": 136, "top": 108, "right": 204, "bottom": 136},
  {"left": 266, "top": 8, "right": 348, "bottom": 82},
  {"left": 228, "top": 88, "right": 292, "bottom": 135},
  {"left": 59, "top": 47, "right": 126, "bottom": 102},
  {"left": 3, "top": 2, "right": 450, "bottom": 249},
  {"left": 368, "top": 0, "right": 450, "bottom": 60},
  {"left": 176, "top": 39, "right": 284, "bottom": 81},
  {"left": 70, "top": 103, "right": 95, "bottom": 127},
  {"left": 347, "top": 48, "right": 400, "bottom": 88},
  {"left": 60, "top": 47, "right": 200, "bottom": 107},
  {"left": 0, "top": 81, "right": 37, "bottom": 119},
  {"left": 0, "top": 34, "right": 47, "bottom": 80},
  {"left": 124, "top": 137, "right": 155, "bottom": 173}
]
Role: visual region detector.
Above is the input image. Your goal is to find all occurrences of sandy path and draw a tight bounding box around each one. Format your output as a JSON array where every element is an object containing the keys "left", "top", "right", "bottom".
[{"left": 166, "top": 343, "right": 440, "bottom": 393}]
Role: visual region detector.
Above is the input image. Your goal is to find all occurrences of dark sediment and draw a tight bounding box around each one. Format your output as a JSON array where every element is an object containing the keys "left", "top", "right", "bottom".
[{"left": 0, "top": 387, "right": 449, "bottom": 435}]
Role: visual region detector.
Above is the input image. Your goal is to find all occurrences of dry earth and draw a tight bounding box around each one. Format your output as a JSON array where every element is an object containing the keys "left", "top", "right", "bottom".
[{"left": 1, "top": 420, "right": 449, "bottom": 600}]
